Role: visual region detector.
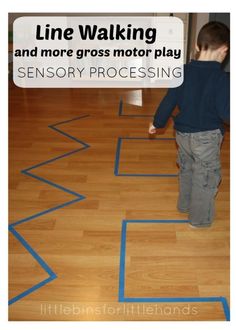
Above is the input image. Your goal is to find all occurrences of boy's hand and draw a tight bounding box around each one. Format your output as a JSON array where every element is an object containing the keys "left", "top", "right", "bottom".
[{"left": 149, "top": 123, "right": 157, "bottom": 134}]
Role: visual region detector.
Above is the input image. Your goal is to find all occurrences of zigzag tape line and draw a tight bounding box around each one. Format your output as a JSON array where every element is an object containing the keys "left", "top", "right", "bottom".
[{"left": 9, "top": 115, "right": 90, "bottom": 305}]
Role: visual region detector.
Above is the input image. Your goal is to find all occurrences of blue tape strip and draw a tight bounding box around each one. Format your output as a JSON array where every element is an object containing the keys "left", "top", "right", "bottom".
[
  {"left": 23, "top": 147, "right": 87, "bottom": 172},
  {"left": 48, "top": 114, "right": 89, "bottom": 127},
  {"left": 9, "top": 115, "right": 90, "bottom": 305},
  {"left": 9, "top": 276, "right": 56, "bottom": 306},
  {"left": 122, "top": 137, "right": 175, "bottom": 140},
  {"left": 118, "top": 220, "right": 127, "bottom": 301},
  {"left": 114, "top": 137, "right": 122, "bottom": 176},
  {"left": 114, "top": 137, "right": 178, "bottom": 177},
  {"left": 10, "top": 197, "right": 83, "bottom": 228},
  {"left": 118, "top": 98, "right": 123, "bottom": 116},
  {"left": 118, "top": 97, "right": 153, "bottom": 117},
  {"left": 9, "top": 226, "right": 55, "bottom": 277},
  {"left": 117, "top": 173, "right": 177, "bottom": 177},
  {"left": 119, "top": 219, "right": 230, "bottom": 321},
  {"left": 220, "top": 296, "right": 230, "bottom": 321},
  {"left": 22, "top": 171, "right": 84, "bottom": 198},
  {"left": 125, "top": 219, "right": 189, "bottom": 224},
  {"left": 122, "top": 114, "right": 154, "bottom": 118},
  {"left": 121, "top": 296, "right": 223, "bottom": 303},
  {"left": 50, "top": 125, "right": 90, "bottom": 147}
]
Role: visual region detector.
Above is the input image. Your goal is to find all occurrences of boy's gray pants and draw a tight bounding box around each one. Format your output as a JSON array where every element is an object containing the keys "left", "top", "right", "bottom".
[{"left": 176, "top": 129, "right": 223, "bottom": 227}]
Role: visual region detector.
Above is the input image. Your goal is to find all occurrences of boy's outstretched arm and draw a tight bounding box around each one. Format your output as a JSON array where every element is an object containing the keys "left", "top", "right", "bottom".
[{"left": 149, "top": 88, "right": 178, "bottom": 134}]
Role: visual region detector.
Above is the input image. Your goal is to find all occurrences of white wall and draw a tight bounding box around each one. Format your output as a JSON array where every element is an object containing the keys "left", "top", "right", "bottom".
[{"left": 195, "top": 13, "right": 209, "bottom": 38}]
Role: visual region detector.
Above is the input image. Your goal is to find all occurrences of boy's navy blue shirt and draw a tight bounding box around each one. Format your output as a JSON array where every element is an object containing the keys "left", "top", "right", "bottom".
[{"left": 153, "top": 60, "right": 230, "bottom": 134}]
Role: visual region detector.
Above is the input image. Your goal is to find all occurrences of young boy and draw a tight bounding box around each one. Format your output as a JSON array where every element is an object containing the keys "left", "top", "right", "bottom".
[{"left": 149, "top": 21, "right": 230, "bottom": 227}]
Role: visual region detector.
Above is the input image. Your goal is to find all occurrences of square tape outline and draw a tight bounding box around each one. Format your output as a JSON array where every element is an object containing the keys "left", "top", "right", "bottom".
[
  {"left": 118, "top": 219, "right": 230, "bottom": 321},
  {"left": 118, "top": 98, "right": 153, "bottom": 118},
  {"left": 114, "top": 137, "right": 178, "bottom": 177}
]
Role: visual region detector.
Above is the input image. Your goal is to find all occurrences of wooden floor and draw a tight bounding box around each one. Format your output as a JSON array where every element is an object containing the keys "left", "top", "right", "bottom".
[{"left": 9, "top": 83, "right": 230, "bottom": 320}]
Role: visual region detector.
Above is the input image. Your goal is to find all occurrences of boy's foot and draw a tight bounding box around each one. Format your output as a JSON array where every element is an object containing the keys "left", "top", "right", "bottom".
[
  {"left": 189, "top": 223, "right": 200, "bottom": 229},
  {"left": 189, "top": 223, "right": 212, "bottom": 229},
  {"left": 178, "top": 207, "right": 189, "bottom": 214}
]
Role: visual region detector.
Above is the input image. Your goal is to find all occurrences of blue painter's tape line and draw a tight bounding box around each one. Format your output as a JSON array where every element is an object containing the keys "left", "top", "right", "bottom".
[
  {"left": 114, "top": 137, "right": 177, "bottom": 177},
  {"left": 125, "top": 219, "right": 189, "bottom": 224},
  {"left": 220, "top": 296, "right": 230, "bottom": 321},
  {"left": 22, "top": 147, "right": 87, "bottom": 172},
  {"left": 9, "top": 226, "right": 55, "bottom": 277},
  {"left": 10, "top": 197, "right": 83, "bottom": 227},
  {"left": 123, "top": 137, "right": 175, "bottom": 141},
  {"left": 50, "top": 125, "right": 90, "bottom": 147},
  {"left": 122, "top": 114, "right": 153, "bottom": 118},
  {"left": 121, "top": 296, "right": 230, "bottom": 320},
  {"left": 118, "top": 97, "right": 153, "bottom": 118},
  {"left": 118, "top": 220, "right": 127, "bottom": 302},
  {"left": 118, "top": 98, "right": 123, "bottom": 116},
  {"left": 118, "top": 219, "right": 230, "bottom": 320},
  {"left": 9, "top": 115, "right": 89, "bottom": 305},
  {"left": 122, "top": 296, "right": 221, "bottom": 303},
  {"left": 114, "top": 137, "right": 122, "bottom": 176},
  {"left": 116, "top": 173, "right": 178, "bottom": 177},
  {"left": 49, "top": 114, "right": 90, "bottom": 127},
  {"left": 23, "top": 171, "right": 84, "bottom": 198},
  {"left": 8, "top": 276, "right": 56, "bottom": 305}
]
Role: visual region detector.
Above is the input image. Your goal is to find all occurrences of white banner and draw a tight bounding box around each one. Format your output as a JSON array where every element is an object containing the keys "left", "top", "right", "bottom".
[{"left": 13, "top": 16, "right": 184, "bottom": 88}]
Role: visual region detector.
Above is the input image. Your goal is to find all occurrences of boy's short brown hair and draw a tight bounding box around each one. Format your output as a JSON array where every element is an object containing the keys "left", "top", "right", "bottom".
[{"left": 197, "top": 21, "right": 230, "bottom": 51}]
